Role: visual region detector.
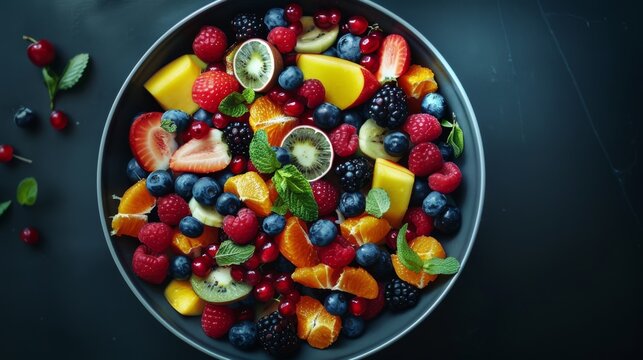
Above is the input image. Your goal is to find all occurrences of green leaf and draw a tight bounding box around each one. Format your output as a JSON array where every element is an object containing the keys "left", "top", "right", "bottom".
[
  {"left": 218, "top": 92, "right": 248, "bottom": 117},
  {"left": 58, "top": 53, "right": 89, "bottom": 90},
  {"left": 279, "top": 165, "right": 309, "bottom": 194},
  {"left": 42, "top": 67, "right": 58, "bottom": 109},
  {"left": 242, "top": 88, "right": 255, "bottom": 104},
  {"left": 272, "top": 196, "right": 288, "bottom": 215},
  {"left": 396, "top": 224, "right": 423, "bottom": 272},
  {"left": 16, "top": 177, "right": 38, "bottom": 206},
  {"left": 365, "top": 188, "right": 390, "bottom": 218},
  {"left": 0, "top": 200, "right": 11, "bottom": 217},
  {"left": 283, "top": 189, "right": 318, "bottom": 221},
  {"left": 249, "top": 130, "right": 281, "bottom": 174},
  {"left": 273, "top": 167, "right": 318, "bottom": 221},
  {"left": 215, "top": 240, "right": 255, "bottom": 266},
  {"left": 160, "top": 119, "right": 177, "bottom": 133},
  {"left": 440, "top": 119, "right": 454, "bottom": 128},
  {"left": 423, "top": 257, "right": 460, "bottom": 275},
  {"left": 452, "top": 123, "right": 464, "bottom": 158},
  {"left": 272, "top": 170, "right": 288, "bottom": 194}
]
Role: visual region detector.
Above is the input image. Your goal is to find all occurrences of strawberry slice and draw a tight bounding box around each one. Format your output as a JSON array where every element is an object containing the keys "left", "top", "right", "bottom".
[
  {"left": 170, "top": 129, "right": 231, "bottom": 173},
  {"left": 375, "top": 34, "right": 411, "bottom": 83},
  {"left": 129, "top": 112, "right": 178, "bottom": 172}
]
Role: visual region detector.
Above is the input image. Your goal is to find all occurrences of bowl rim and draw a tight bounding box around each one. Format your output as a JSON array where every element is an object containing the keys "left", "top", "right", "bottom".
[{"left": 96, "top": 0, "right": 486, "bottom": 358}]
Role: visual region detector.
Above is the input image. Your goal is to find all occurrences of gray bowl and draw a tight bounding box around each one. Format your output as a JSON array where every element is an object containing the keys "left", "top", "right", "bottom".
[{"left": 97, "top": 0, "right": 485, "bottom": 358}]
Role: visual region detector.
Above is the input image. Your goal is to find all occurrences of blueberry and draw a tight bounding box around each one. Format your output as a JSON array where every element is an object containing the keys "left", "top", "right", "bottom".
[
  {"left": 314, "top": 102, "right": 341, "bottom": 130},
  {"left": 342, "top": 316, "right": 365, "bottom": 338},
  {"left": 278, "top": 66, "right": 304, "bottom": 90},
  {"left": 262, "top": 213, "right": 286, "bottom": 236},
  {"left": 438, "top": 141, "right": 454, "bottom": 161},
  {"left": 324, "top": 292, "right": 348, "bottom": 316},
  {"left": 272, "top": 146, "right": 291, "bottom": 165},
  {"left": 342, "top": 110, "right": 364, "bottom": 129},
  {"left": 239, "top": 295, "right": 256, "bottom": 308},
  {"left": 228, "top": 321, "right": 257, "bottom": 350},
  {"left": 179, "top": 216, "right": 204, "bottom": 238},
  {"left": 421, "top": 93, "right": 446, "bottom": 119},
  {"left": 274, "top": 255, "right": 296, "bottom": 273},
  {"left": 322, "top": 47, "right": 338, "bottom": 57},
  {"left": 337, "top": 33, "right": 362, "bottom": 62},
  {"left": 215, "top": 192, "right": 241, "bottom": 215},
  {"left": 410, "top": 178, "right": 430, "bottom": 207},
  {"left": 355, "top": 243, "right": 380, "bottom": 267},
  {"left": 434, "top": 205, "right": 461, "bottom": 234},
  {"left": 162, "top": 109, "right": 191, "bottom": 132},
  {"left": 192, "top": 108, "right": 213, "bottom": 127},
  {"left": 169, "top": 255, "right": 192, "bottom": 280},
  {"left": 383, "top": 131, "right": 410, "bottom": 157},
  {"left": 368, "top": 248, "right": 394, "bottom": 281},
  {"left": 422, "top": 191, "right": 447, "bottom": 217},
  {"left": 214, "top": 169, "right": 234, "bottom": 188},
  {"left": 309, "top": 219, "right": 338, "bottom": 246},
  {"left": 174, "top": 173, "right": 199, "bottom": 199},
  {"left": 14, "top": 106, "right": 37, "bottom": 128},
  {"left": 338, "top": 192, "right": 365, "bottom": 217},
  {"left": 264, "top": 7, "right": 287, "bottom": 30},
  {"left": 146, "top": 170, "right": 173, "bottom": 196},
  {"left": 126, "top": 158, "right": 149, "bottom": 183},
  {"left": 192, "top": 177, "right": 221, "bottom": 206}
]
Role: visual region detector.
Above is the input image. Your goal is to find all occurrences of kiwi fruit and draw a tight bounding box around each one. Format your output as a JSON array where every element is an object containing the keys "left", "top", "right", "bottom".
[
  {"left": 281, "top": 125, "right": 334, "bottom": 181},
  {"left": 190, "top": 266, "right": 252, "bottom": 304},
  {"left": 295, "top": 16, "right": 339, "bottom": 54},
  {"left": 358, "top": 119, "right": 402, "bottom": 162},
  {"left": 233, "top": 39, "right": 283, "bottom": 92}
]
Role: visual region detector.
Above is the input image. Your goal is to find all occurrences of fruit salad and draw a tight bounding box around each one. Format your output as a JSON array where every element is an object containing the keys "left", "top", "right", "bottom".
[{"left": 110, "top": 4, "right": 466, "bottom": 357}]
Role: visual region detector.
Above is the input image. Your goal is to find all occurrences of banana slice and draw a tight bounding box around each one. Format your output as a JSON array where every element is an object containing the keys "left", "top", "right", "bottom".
[
  {"left": 358, "top": 119, "right": 402, "bottom": 162},
  {"left": 295, "top": 16, "right": 339, "bottom": 54},
  {"left": 189, "top": 198, "right": 224, "bottom": 227}
]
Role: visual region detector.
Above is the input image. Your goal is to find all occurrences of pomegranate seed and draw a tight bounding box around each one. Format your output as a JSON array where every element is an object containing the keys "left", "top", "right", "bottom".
[
  {"left": 328, "top": 8, "right": 342, "bottom": 25},
  {"left": 360, "top": 55, "right": 380, "bottom": 73},
  {"left": 278, "top": 300, "right": 297, "bottom": 317},
  {"left": 245, "top": 269, "right": 262, "bottom": 286},
  {"left": 243, "top": 253, "right": 261, "bottom": 270},
  {"left": 0, "top": 144, "right": 14, "bottom": 163},
  {"left": 255, "top": 232, "right": 271, "bottom": 248},
  {"left": 283, "top": 99, "right": 305, "bottom": 117},
  {"left": 254, "top": 281, "right": 276, "bottom": 302},
  {"left": 230, "top": 155, "right": 247, "bottom": 174},
  {"left": 189, "top": 121, "right": 210, "bottom": 139},
  {"left": 288, "top": 21, "right": 303, "bottom": 35},
  {"left": 284, "top": 3, "right": 303, "bottom": 22},
  {"left": 49, "top": 110, "right": 69, "bottom": 130},
  {"left": 191, "top": 255, "right": 213, "bottom": 277},
  {"left": 205, "top": 243, "right": 220, "bottom": 258},
  {"left": 19, "top": 227, "right": 40, "bottom": 245},
  {"left": 286, "top": 289, "right": 301, "bottom": 304},
  {"left": 212, "top": 112, "right": 230, "bottom": 129},
  {"left": 350, "top": 297, "right": 368, "bottom": 316},
  {"left": 23, "top": 36, "right": 55, "bottom": 67},
  {"left": 314, "top": 11, "right": 332, "bottom": 29},
  {"left": 206, "top": 62, "right": 226, "bottom": 72},
  {"left": 359, "top": 34, "right": 381, "bottom": 54},
  {"left": 347, "top": 15, "right": 369, "bottom": 35},
  {"left": 230, "top": 265, "right": 245, "bottom": 282},
  {"left": 236, "top": 307, "right": 255, "bottom": 322},
  {"left": 274, "top": 274, "right": 294, "bottom": 294}
]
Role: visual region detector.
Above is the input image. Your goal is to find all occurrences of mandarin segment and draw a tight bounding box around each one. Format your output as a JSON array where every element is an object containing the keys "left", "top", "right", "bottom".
[
  {"left": 249, "top": 96, "right": 299, "bottom": 146},
  {"left": 291, "top": 263, "right": 340, "bottom": 289},
  {"left": 171, "top": 226, "right": 218, "bottom": 256},
  {"left": 335, "top": 267, "right": 379, "bottom": 299},
  {"left": 110, "top": 213, "right": 148, "bottom": 237},
  {"left": 391, "top": 236, "right": 446, "bottom": 289},
  {"left": 117, "top": 179, "right": 156, "bottom": 214},
  {"left": 340, "top": 215, "right": 391, "bottom": 246},
  {"left": 296, "top": 296, "right": 342, "bottom": 349},
  {"left": 223, "top": 171, "right": 273, "bottom": 216},
  {"left": 399, "top": 64, "right": 438, "bottom": 113},
  {"left": 276, "top": 217, "right": 320, "bottom": 268}
]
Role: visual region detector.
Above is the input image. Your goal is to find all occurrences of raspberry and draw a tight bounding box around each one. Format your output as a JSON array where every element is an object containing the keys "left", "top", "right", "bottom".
[
  {"left": 362, "top": 283, "right": 385, "bottom": 320},
  {"left": 404, "top": 207, "right": 433, "bottom": 237},
  {"left": 223, "top": 208, "right": 259, "bottom": 244},
  {"left": 192, "top": 26, "right": 228, "bottom": 63},
  {"left": 192, "top": 71, "right": 240, "bottom": 113},
  {"left": 317, "top": 238, "right": 356, "bottom": 268},
  {"left": 428, "top": 161, "right": 462, "bottom": 194},
  {"left": 131, "top": 245, "right": 169, "bottom": 284},
  {"left": 329, "top": 124, "right": 359, "bottom": 157},
  {"left": 267, "top": 27, "right": 297, "bottom": 53},
  {"left": 310, "top": 180, "right": 339, "bottom": 217},
  {"left": 157, "top": 194, "right": 191, "bottom": 226},
  {"left": 201, "top": 304, "right": 235, "bottom": 339},
  {"left": 408, "top": 142, "right": 443, "bottom": 176},
  {"left": 137, "top": 222, "right": 173, "bottom": 253},
  {"left": 402, "top": 113, "right": 442, "bottom": 144},
  {"left": 297, "top": 79, "right": 326, "bottom": 108}
]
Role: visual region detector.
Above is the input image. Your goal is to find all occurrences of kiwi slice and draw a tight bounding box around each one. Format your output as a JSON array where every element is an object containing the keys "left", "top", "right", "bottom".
[
  {"left": 190, "top": 266, "right": 252, "bottom": 304},
  {"left": 295, "top": 16, "right": 339, "bottom": 54},
  {"left": 281, "top": 125, "right": 334, "bottom": 181},
  {"left": 233, "top": 39, "right": 283, "bottom": 92},
  {"left": 358, "top": 119, "right": 402, "bottom": 162}
]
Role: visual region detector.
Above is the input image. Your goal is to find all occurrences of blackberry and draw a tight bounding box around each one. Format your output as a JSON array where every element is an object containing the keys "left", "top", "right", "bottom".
[
  {"left": 385, "top": 278, "right": 419, "bottom": 311},
  {"left": 335, "top": 157, "right": 373, "bottom": 192},
  {"left": 367, "top": 84, "right": 408, "bottom": 129},
  {"left": 223, "top": 121, "right": 253, "bottom": 156},
  {"left": 231, "top": 13, "right": 267, "bottom": 41},
  {"left": 257, "top": 311, "right": 299, "bottom": 356}
]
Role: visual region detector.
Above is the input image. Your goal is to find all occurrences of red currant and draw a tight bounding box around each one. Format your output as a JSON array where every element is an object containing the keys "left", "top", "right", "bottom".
[
  {"left": 385, "top": 228, "right": 417, "bottom": 251},
  {"left": 230, "top": 155, "right": 247, "bottom": 174},
  {"left": 369, "top": 29, "right": 384, "bottom": 41},
  {"left": 20, "top": 227, "right": 40, "bottom": 245},
  {"left": 274, "top": 274, "right": 294, "bottom": 294},
  {"left": 278, "top": 300, "right": 296, "bottom": 317},
  {"left": 328, "top": 8, "right": 342, "bottom": 26},
  {"left": 255, "top": 232, "right": 271, "bottom": 248},
  {"left": 359, "top": 34, "right": 381, "bottom": 54},
  {"left": 0, "top": 144, "right": 14, "bottom": 163},
  {"left": 254, "top": 281, "right": 276, "bottom": 302},
  {"left": 286, "top": 289, "right": 301, "bottom": 304},
  {"left": 50, "top": 110, "right": 69, "bottom": 131},
  {"left": 313, "top": 11, "right": 332, "bottom": 29},
  {"left": 230, "top": 265, "right": 245, "bottom": 282},
  {"left": 23, "top": 36, "right": 55, "bottom": 67},
  {"left": 360, "top": 55, "right": 380, "bottom": 73},
  {"left": 287, "top": 21, "right": 303, "bottom": 35},
  {"left": 349, "top": 297, "right": 368, "bottom": 316},
  {"left": 244, "top": 269, "right": 262, "bottom": 286},
  {"left": 189, "top": 121, "right": 210, "bottom": 139},
  {"left": 191, "top": 255, "right": 214, "bottom": 277},
  {"left": 243, "top": 252, "right": 261, "bottom": 270},
  {"left": 205, "top": 243, "right": 220, "bottom": 258},
  {"left": 212, "top": 112, "right": 231, "bottom": 129},
  {"left": 260, "top": 242, "right": 280, "bottom": 263},
  {"left": 347, "top": 16, "right": 369, "bottom": 35},
  {"left": 236, "top": 307, "right": 255, "bottom": 322},
  {"left": 206, "top": 62, "right": 226, "bottom": 72},
  {"left": 284, "top": 3, "right": 303, "bottom": 23},
  {"left": 262, "top": 271, "right": 277, "bottom": 284},
  {"left": 282, "top": 99, "right": 305, "bottom": 117}
]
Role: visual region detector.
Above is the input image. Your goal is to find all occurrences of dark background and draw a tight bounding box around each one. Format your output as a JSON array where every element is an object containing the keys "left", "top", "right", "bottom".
[{"left": 1, "top": 0, "right": 641, "bottom": 358}]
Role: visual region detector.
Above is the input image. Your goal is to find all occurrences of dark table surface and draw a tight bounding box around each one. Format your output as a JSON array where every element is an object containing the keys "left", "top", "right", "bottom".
[{"left": 1, "top": 0, "right": 641, "bottom": 358}]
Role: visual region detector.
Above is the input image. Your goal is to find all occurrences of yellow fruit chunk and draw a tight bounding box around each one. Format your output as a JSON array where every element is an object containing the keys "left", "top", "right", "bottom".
[
  {"left": 164, "top": 279, "right": 206, "bottom": 316},
  {"left": 223, "top": 172, "right": 273, "bottom": 217},
  {"left": 371, "top": 158, "right": 415, "bottom": 228},
  {"left": 391, "top": 236, "right": 445, "bottom": 288},
  {"left": 144, "top": 55, "right": 206, "bottom": 114}
]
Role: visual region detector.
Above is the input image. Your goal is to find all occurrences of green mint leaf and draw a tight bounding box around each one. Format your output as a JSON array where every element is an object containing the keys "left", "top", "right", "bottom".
[
  {"left": 16, "top": 177, "right": 38, "bottom": 206},
  {"left": 271, "top": 196, "right": 288, "bottom": 215},
  {"left": 249, "top": 130, "right": 281, "bottom": 174},
  {"left": 0, "top": 200, "right": 11, "bottom": 217},
  {"left": 272, "top": 170, "right": 288, "bottom": 194},
  {"left": 423, "top": 257, "right": 460, "bottom": 275},
  {"left": 440, "top": 119, "right": 454, "bottom": 128},
  {"left": 365, "top": 188, "right": 390, "bottom": 218},
  {"left": 396, "top": 224, "right": 423, "bottom": 272},
  {"left": 160, "top": 119, "right": 177, "bottom": 133},
  {"left": 242, "top": 87, "right": 255, "bottom": 104},
  {"left": 273, "top": 167, "right": 318, "bottom": 221},
  {"left": 218, "top": 92, "right": 248, "bottom": 117},
  {"left": 42, "top": 67, "right": 58, "bottom": 110},
  {"left": 58, "top": 53, "right": 89, "bottom": 90},
  {"left": 283, "top": 189, "right": 318, "bottom": 221},
  {"left": 278, "top": 165, "right": 309, "bottom": 194},
  {"left": 215, "top": 240, "right": 255, "bottom": 266},
  {"left": 452, "top": 123, "right": 464, "bottom": 158}
]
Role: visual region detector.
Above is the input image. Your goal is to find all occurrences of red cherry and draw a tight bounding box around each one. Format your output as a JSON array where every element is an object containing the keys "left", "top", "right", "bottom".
[
  {"left": 20, "top": 227, "right": 40, "bottom": 245},
  {"left": 286, "top": 289, "right": 301, "bottom": 304},
  {"left": 314, "top": 11, "right": 332, "bottom": 29},
  {"left": 262, "top": 271, "right": 277, "bottom": 284},
  {"left": 243, "top": 252, "right": 261, "bottom": 270},
  {"left": 244, "top": 269, "right": 262, "bottom": 286},
  {"left": 255, "top": 232, "right": 271, "bottom": 248},
  {"left": 283, "top": 99, "right": 305, "bottom": 117},
  {"left": 278, "top": 300, "right": 297, "bottom": 317},
  {"left": 275, "top": 91, "right": 292, "bottom": 106},
  {"left": 340, "top": 23, "right": 350, "bottom": 34},
  {"left": 260, "top": 242, "right": 280, "bottom": 263},
  {"left": 206, "top": 62, "right": 226, "bottom": 72},
  {"left": 350, "top": 297, "right": 368, "bottom": 316},
  {"left": 359, "top": 34, "right": 381, "bottom": 54},
  {"left": 189, "top": 121, "right": 210, "bottom": 139},
  {"left": 50, "top": 110, "right": 69, "bottom": 131},
  {"left": 205, "top": 243, "right": 220, "bottom": 258},
  {"left": 287, "top": 21, "right": 303, "bottom": 35},
  {"left": 360, "top": 55, "right": 380, "bottom": 73},
  {"left": 274, "top": 274, "right": 294, "bottom": 294},
  {"left": 191, "top": 255, "right": 214, "bottom": 277},
  {"left": 369, "top": 29, "right": 384, "bottom": 41},
  {"left": 284, "top": 3, "right": 303, "bottom": 23},
  {"left": 254, "top": 281, "right": 276, "bottom": 302},
  {"left": 0, "top": 144, "right": 14, "bottom": 163},
  {"left": 230, "top": 265, "right": 245, "bottom": 282},
  {"left": 328, "top": 8, "right": 342, "bottom": 26},
  {"left": 230, "top": 155, "right": 247, "bottom": 174},
  {"left": 347, "top": 16, "right": 369, "bottom": 35},
  {"left": 236, "top": 307, "right": 255, "bottom": 322},
  {"left": 212, "top": 112, "right": 230, "bottom": 129},
  {"left": 23, "top": 36, "right": 55, "bottom": 67}
]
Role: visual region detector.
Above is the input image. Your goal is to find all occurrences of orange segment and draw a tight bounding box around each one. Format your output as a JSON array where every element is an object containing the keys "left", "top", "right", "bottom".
[
  {"left": 249, "top": 96, "right": 299, "bottom": 146},
  {"left": 111, "top": 213, "right": 147, "bottom": 237},
  {"left": 291, "top": 263, "right": 340, "bottom": 289},
  {"left": 335, "top": 267, "right": 379, "bottom": 299},
  {"left": 266, "top": 178, "right": 279, "bottom": 203},
  {"left": 296, "top": 296, "right": 341, "bottom": 349},
  {"left": 171, "top": 226, "right": 218, "bottom": 256},
  {"left": 223, "top": 171, "right": 273, "bottom": 217},
  {"left": 117, "top": 180, "right": 156, "bottom": 214},
  {"left": 340, "top": 215, "right": 391, "bottom": 247},
  {"left": 391, "top": 236, "right": 446, "bottom": 289},
  {"left": 276, "top": 217, "right": 320, "bottom": 267},
  {"left": 399, "top": 65, "right": 438, "bottom": 113}
]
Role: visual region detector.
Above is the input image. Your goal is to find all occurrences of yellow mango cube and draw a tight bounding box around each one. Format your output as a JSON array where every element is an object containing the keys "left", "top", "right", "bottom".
[
  {"left": 164, "top": 279, "right": 205, "bottom": 316},
  {"left": 371, "top": 158, "right": 415, "bottom": 228},
  {"left": 144, "top": 55, "right": 206, "bottom": 114}
]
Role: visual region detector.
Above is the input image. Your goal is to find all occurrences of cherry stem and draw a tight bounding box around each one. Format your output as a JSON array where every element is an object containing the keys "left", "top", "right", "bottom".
[
  {"left": 13, "top": 154, "right": 32, "bottom": 164},
  {"left": 22, "top": 35, "right": 38, "bottom": 44}
]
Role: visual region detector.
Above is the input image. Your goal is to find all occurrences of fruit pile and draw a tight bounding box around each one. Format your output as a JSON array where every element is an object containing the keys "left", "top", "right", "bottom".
[{"left": 111, "top": 4, "right": 466, "bottom": 356}]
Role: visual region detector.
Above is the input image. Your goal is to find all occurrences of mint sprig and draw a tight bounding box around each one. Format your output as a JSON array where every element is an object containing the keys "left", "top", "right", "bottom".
[
  {"left": 423, "top": 257, "right": 460, "bottom": 275},
  {"left": 215, "top": 240, "right": 255, "bottom": 266},
  {"left": 365, "top": 188, "right": 390, "bottom": 218},
  {"left": 271, "top": 196, "right": 288, "bottom": 215},
  {"left": 16, "top": 177, "right": 38, "bottom": 206},
  {"left": 272, "top": 165, "right": 318, "bottom": 221},
  {"left": 249, "top": 130, "right": 281, "bottom": 174},
  {"left": 396, "top": 223, "right": 461, "bottom": 275},
  {"left": 160, "top": 119, "right": 177, "bottom": 133},
  {"left": 219, "top": 88, "right": 256, "bottom": 117},
  {"left": 0, "top": 200, "right": 11, "bottom": 217},
  {"left": 441, "top": 115, "right": 464, "bottom": 158}
]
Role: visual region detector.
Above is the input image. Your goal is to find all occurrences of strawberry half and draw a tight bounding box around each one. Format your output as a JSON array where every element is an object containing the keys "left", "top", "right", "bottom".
[
  {"left": 375, "top": 34, "right": 411, "bottom": 83},
  {"left": 169, "top": 128, "right": 231, "bottom": 173},
  {"left": 129, "top": 112, "right": 178, "bottom": 172}
]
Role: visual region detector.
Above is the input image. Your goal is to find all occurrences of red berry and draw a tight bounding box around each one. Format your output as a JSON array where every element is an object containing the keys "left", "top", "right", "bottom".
[
  {"left": 230, "top": 265, "right": 245, "bottom": 282},
  {"left": 207, "top": 62, "right": 226, "bottom": 72},
  {"left": 262, "top": 271, "right": 277, "bottom": 284},
  {"left": 288, "top": 21, "right": 303, "bottom": 35},
  {"left": 193, "top": 26, "right": 228, "bottom": 63},
  {"left": 360, "top": 34, "right": 381, "bottom": 54},
  {"left": 260, "top": 241, "right": 280, "bottom": 263},
  {"left": 314, "top": 11, "right": 332, "bottom": 29},
  {"left": 255, "top": 232, "right": 270, "bottom": 248},
  {"left": 350, "top": 297, "right": 367, "bottom": 316},
  {"left": 274, "top": 274, "right": 294, "bottom": 294},
  {"left": 247, "top": 160, "right": 259, "bottom": 173},
  {"left": 138, "top": 222, "right": 173, "bottom": 253},
  {"left": 157, "top": 194, "right": 191, "bottom": 226},
  {"left": 328, "top": 8, "right": 342, "bottom": 25},
  {"left": 244, "top": 269, "right": 262, "bottom": 286},
  {"left": 49, "top": 110, "right": 69, "bottom": 131},
  {"left": 132, "top": 245, "right": 169, "bottom": 284},
  {"left": 408, "top": 142, "right": 444, "bottom": 176},
  {"left": 0, "top": 144, "right": 14, "bottom": 163},
  {"left": 201, "top": 304, "right": 235, "bottom": 339},
  {"left": 283, "top": 52, "right": 298, "bottom": 65},
  {"left": 317, "top": 239, "right": 356, "bottom": 268},
  {"left": 286, "top": 289, "right": 301, "bottom": 304},
  {"left": 192, "top": 255, "right": 214, "bottom": 277},
  {"left": 300, "top": 109, "right": 315, "bottom": 127},
  {"left": 385, "top": 228, "right": 416, "bottom": 251},
  {"left": 189, "top": 120, "right": 210, "bottom": 139},
  {"left": 284, "top": 3, "right": 303, "bottom": 22},
  {"left": 243, "top": 252, "right": 261, "bottom": 270},
  {"left": 347, "top": 16, "right": 369, "bottom": 35},
  {"left": 205, "top": 243, "right": 220, "bottom": 258},
  {"left": 192, "top": 71, "right": 240, "bottom": 113},
  {"left": 269, "top": 87, "right": 293, "bottom": 106},
  {"left": 212, "top": 112, "right": 231, "bottom": 129},
  {"left": 230, "top": 155, "right": 247, "bottom": 174},
  {"left": 283, "top": 99, "right": 305, "bottom": 117},
  {"left": 24, "top": 37, "right": 55, "bottom": 67},
  {"left": 404, "top": 207, "right": 434, "bottom": 237},
  {"left": 20, "top": 227, "right": 40, "bottom": 245},
  {"left": 223, "top": 208, "right": 259, "bottom": 245},
  {"left": 254, "top": 281, "right": 276, "bottom": 302},
  {"left": 360, "top": 54, "right": 380, "bottom": 73},
  {"left": 369, "top": 29, "right": 384, "bottom": 41},
  {"left": 267, "top": 27, "right": 297, "bottom": 54},
  {"left": 340, "top": 23, "right": 350, "bottom": 34},
  {"left": 429, "top": 162, "right": 462, "bottom": 194},
  {"left": 403, "top": 114, "right": 442, "bottom": 144},
  {"left": 297, "top": 79, "right": 326, "bottom": 109},
  {"left": 310, "top": 180, "right": 339, "bottom": 217},
  {"left": 278, "top": 300, "right": 297, "bottom": 317},
  {"left": 329, "top": 124, "right": 359, "bottom": 157},
  {"left": 362, "top": 284, "right": 385, "bottom": 320},
  {"left": 236, "top": 307, "right": 255, "bottom": 322}
]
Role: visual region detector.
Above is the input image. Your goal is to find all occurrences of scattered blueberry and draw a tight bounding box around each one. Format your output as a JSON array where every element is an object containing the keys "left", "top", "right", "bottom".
[
  {"left": 193, "top": 108, "right": 214, "bottom": 127},
  {"left": 338, "top": 192, "right": 365, "bottom": 217},
  {"left": 162, "top": 109, "right": 191, "bottom": 132},
  {"left": 278, "top": 66, "right": 304, "bottom": 90},
  {"left": 438, "top": 141, "right": 454, "bottom": 161},
  {"left": 434, "top": 205, "right": 461, "bottom": 234},
  {"left": 324, "top": 292, "right": 348, "bottom": 316},
  {"left": 308, "top": 219, "right": 338, "bottom": 246},
  {"left": 179, "top": 216, "right": 204, "bottom": 238},
  {"left": 262, "top": 213, "right": 286, "bottom": 236},
  {"left": 337, "top": 33, "right": 362, "bottom": 62},
  {"left": 169, "top": 255, "right": 192, "bottom": 280},
  {"left": 322, "top": 47, "right": 338, "bottom": 57},
  {"left": 272, "top": 146, "right": 291, "bottom": 165},
  {"left": 146, "top": 170, "right": 173, "bottom": 197},
  {"left": 192, "top": 177, "right": 221, "bottom": 206},
  {"left": 174, "top": 173, "right": 199, "bottom": 199},
  {"left": 410, "top": 178, "right": 430, "bottom": 207},
  {"left": 422, "top": 191, "right": 447, "bottom": 217},
  {"left": 214, "top": 169, "right": 234, "bottom": 188},
  {"left": 368, "top": 248, "right": 394, "bottom": 281},
  {"left": 126, "top": 158, "right": 149, "bottom": 183},
  {"left": 383, "top": 131, "right": 410, "bottom": 157},
  {"left": 263, "top": 8, "right": 287, "bottom": 30},
  {"left": 421, "top": 93, "right": 446, "bottom": 119},
  {"left": 342, "top": 316, "right": 365, "bottom": 338},
  {"left": 342, "top": 109, "right": 364, "bottom": 129},
  {"left": 355, "top": 243, "right": 380, "bottom": 267},
  {"left": 314, "top": 102, "right": 341, "bottom": 130},
  {"left": 228, "top": 321, "right": 257, "bottom": 350},
  {"left": 215, "top": 192, "right": 241, "bottom": 215},
  {"left": 14, "top": 106, "right": 37, "bottom": 128}
]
